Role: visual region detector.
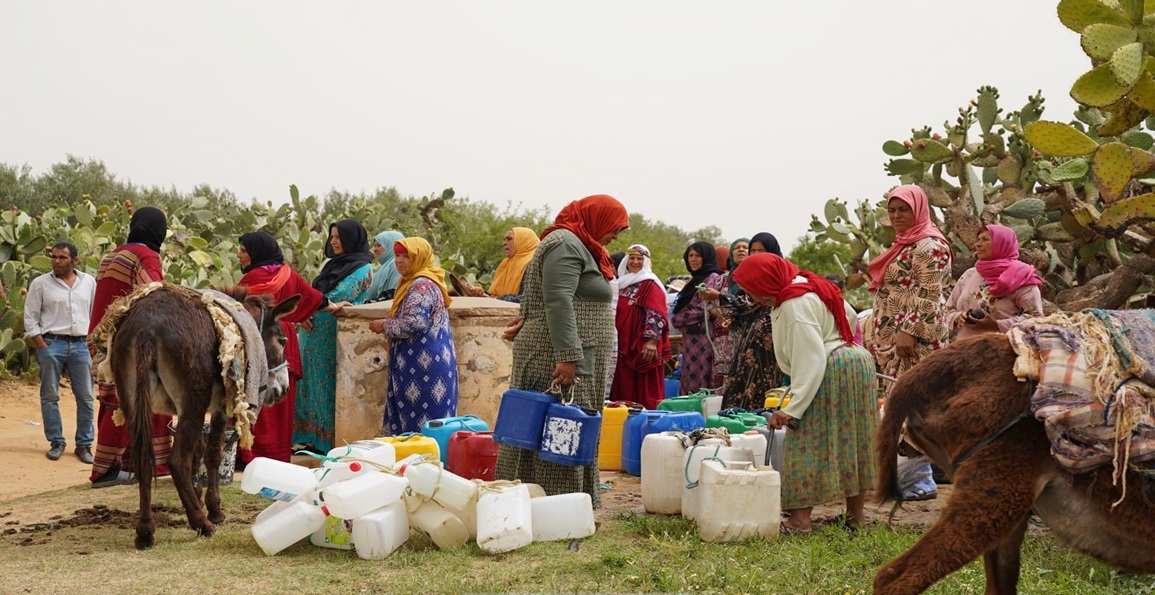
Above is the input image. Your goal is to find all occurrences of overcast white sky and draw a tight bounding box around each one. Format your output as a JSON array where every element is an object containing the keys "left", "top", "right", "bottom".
[{"left": 1, "top": 1, "right": 1089, "bottom": 252}]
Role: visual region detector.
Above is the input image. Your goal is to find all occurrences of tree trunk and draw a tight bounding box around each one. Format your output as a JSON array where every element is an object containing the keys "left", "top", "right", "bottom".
[{"left": 1053, "top": 254, "right": 1155, "bottom": 311}]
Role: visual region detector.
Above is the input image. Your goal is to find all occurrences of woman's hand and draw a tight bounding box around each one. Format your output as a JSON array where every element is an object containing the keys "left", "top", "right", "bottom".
[
  {"left": 642, "top": 339, "right": 658, "bottom": 362},
  {"left": 368, "top": 319, "right": 386, "bottom": 334},
  {"left": 698, "top": 287, "right": 721, "bottom": 302},
  {"left": 552, "top": 361, "right": 577, "bottom": 385},
  {"left": 299, "top": 318, "right": 314, "bottom": 332},
  {"left": 767, "top": 409, "right": 794, "bottom": 430},
  {"left": 502, "top": 317, "right": 524, "bottom": 342},
  {"left": 964, "top": 311, "right": 999, "bottom": 332},
  {"left": 467, "top": 286, "right": 487, "bottom": 297},
  {"left": 895, "top": 330, "right": 916, "bottom": 358},
  {"left": 324, "top": 301, "right": 351, "bottom": 314}
]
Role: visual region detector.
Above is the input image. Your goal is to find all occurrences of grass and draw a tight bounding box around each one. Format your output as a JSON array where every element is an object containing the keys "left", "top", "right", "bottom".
[{"left": 2, "top": 483, "right": 1154, "bottom": 594}]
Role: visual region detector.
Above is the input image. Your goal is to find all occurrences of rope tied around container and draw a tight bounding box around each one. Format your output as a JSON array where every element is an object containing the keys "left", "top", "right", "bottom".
[{"left": 684, "top": 442, "right": 726, "bottom": 490}]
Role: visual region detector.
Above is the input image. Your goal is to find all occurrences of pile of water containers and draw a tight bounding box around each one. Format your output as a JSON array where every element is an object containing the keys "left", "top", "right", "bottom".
[
  {"left": 599, "top": 394, "right": 787, "bottom": 542},
  {"left": 241, "top": 439, "right": 596, "bottom": 558}
]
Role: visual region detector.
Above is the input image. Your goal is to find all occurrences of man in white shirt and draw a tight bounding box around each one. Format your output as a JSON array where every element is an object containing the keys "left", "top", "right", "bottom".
[{"left": 24, "top": 242, "right": 97, "bottom": 463}]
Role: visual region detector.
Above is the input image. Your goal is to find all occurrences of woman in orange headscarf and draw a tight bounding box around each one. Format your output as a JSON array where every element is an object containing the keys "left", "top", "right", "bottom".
[
  {"left": 733, "top": 252, "right": 875, "bottom": 534},
  {"left": 495, "top": 194, "right": 630, "bottom": 507},
  {"left": 369, "top": 237, "right": 458, "bottom": 435},
  {"left": 466, "top": 227, "right": 540, "bottom": 302}
]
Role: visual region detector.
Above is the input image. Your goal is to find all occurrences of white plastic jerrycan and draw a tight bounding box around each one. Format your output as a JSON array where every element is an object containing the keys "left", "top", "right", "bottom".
[
  {"left": 308, "top": 515, "right": 355, "bottom": 550},
  {"left": 394, "top": 454, "right": 478, "bottom": 511},
  {"left": 318, "top": 472, "right": 408, "bottom": 520},
  {"left": 680, "top": 438, "right": 755, "bottom": 521},
  {"left": 241, "top": 457, "right": 318, "bottom": 502},
  {"left": 352, "top": 500, "right": 410, "bottom": 560},
  {"left": 251, "top": 499, "right": 327, "bottom": 556},
  {"left": 327, "top": 440, "right": 397, "bottom": 470},
  {"left": 476, "top": 483, "right": 533, "bottom": 553},
  {"left": 696, "top": 459, "right": 782, "bottom": 543},
  {"left": 408, "top": 499, "right": 470, "bottom": 549},
  {"left": 530, "top": 492, "right": 596, "bottom": 541},
  {"left": 641, "top": 431, "right": 688, "bottom": 515}
]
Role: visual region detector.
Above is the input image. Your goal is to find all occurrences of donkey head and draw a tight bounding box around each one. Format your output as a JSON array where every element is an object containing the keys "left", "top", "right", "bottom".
[{"left": 240, "top": 293, "right": 302, "bottom": 405}]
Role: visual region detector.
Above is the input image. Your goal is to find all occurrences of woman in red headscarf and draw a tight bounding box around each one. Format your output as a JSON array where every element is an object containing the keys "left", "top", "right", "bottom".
[
  {"left": 495, "top": 194, "right": 630, "bottom": 508},
  {"left": 732, "top": 252, "right": 876, "bottom": 534},
  {"left": 944, "top": 224, "right": 1043, "bottom": 339}
]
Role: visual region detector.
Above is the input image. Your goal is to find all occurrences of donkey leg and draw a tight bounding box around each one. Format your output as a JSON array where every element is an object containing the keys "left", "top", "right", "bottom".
[
  {"left": 982, "top": 516, "right": 1029, "bottom": 595},
  {"left": 204, "top": 409, "right": 227, "bottom": 525},
  {"left": 169, "top": 414, "right": 216, "bottom": 538},
  {"left": 874, "top": 459, "right": 1037, "bottom": 594}
]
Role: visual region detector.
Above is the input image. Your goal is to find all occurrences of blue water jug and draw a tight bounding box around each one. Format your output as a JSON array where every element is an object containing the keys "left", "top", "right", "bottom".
[
  {"left": 664, "top": 378, "right": 681, "bottom": 398},
  {"left": 422, "top": 415, "right": 490, "bottom": 464},
  {"left": 493, "top": 389, "right": 555, "bottom": 450},
  {"left": 539, "top": 404, "right": 602, "bottom": 466},
  {"left": 621, "top": 410, "right": 671, "bottom": 475}
]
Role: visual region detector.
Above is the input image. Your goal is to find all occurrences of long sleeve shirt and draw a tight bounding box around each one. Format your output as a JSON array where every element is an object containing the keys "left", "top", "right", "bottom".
[
  {"left": 772, "top": 287, "right": 857, "bottom": 420},
  {"left": 943, "top": 268, "right": 1043, "bottom": 340},
  {"left": 24, "top": 271, "right": 96, "bottom": 338}
]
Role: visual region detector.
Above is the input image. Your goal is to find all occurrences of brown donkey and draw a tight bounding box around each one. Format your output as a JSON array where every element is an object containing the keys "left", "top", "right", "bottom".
[
  {"left": 873, "top": 333, "right": 1155, "bottom": 594},
  {"left": 109, "top": 284, "right": 300, "bottom": 549}
]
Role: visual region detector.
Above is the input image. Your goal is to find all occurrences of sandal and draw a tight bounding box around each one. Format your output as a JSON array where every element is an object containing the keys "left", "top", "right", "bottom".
[
  {"left": 779, "top": 521, "right": 812, "bottom": 536},
  {"left": 902, "top": 487, "right": 938, "bottom": 501}
]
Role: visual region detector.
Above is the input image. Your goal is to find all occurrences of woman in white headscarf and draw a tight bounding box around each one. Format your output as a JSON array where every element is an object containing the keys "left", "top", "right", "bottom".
[{"left": 609, "top": 244, "right": 673, "bottom": 409}]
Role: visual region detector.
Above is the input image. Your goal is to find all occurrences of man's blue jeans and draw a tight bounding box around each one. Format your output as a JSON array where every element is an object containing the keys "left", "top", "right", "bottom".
[{"left": 36, "top": 338, "right": 94, "bottom": 448}]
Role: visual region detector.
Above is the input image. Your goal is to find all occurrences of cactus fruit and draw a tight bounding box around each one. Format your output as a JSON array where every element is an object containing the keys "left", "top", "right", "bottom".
[
  {"left": 1024, "top": 121, "right": 1100, "bottom": 156},
  {"left": 1092, "top": 141, "right": 1135, "bottom": 200},
  {"left": 1080, "top": 23, "right": 1138, "bottom": 61},
  {"left": 1001, "top": 197, "right": 1048, "bottom": 219}
]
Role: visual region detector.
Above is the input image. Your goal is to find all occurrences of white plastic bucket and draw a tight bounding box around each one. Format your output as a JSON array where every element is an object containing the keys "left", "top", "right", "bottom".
[
  {"left": 640, "top": 432, "right": 687, "bottom": 514},
  {"left": 476, "top": 483, "right": 533, "bottom": 553},
  {"left": 696, "top": 459, "right": 781, "bottom": 542},
  {"left": 408, "top": 499, "right": 470, "bottom": 549},
  {"left": 251, "top": 499, "right": 327, "bottom": 556},
  {"left": 394, "top": 454, "right": 478, "bottom": 511},
  {"left": 352, "top": 501, "right": 410, "bottom": 560},
  {"left": 680, "top": 439, "right": 755, "bottom": 521},
  {"left": 308, "top": 515, "right": 355, "bottom": 550},
  {"left": 241, "top": 457, "right": 318, "bottom": 502},
  {"left": 530, "top": 492, "right": 596, "bottom": 541},
  {"left": 318, "top": 472, "right": 408, "bottom": 520}
]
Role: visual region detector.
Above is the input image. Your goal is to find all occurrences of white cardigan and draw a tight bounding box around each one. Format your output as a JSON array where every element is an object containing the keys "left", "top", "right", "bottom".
[{"left": 770, "top": 285, "right": 856, "bottom": 420}]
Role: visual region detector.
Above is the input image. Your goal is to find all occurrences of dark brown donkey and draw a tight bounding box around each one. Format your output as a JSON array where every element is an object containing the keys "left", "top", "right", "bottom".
[
  {"left": 109, "top": 284, "right": 300, "bottom": 549},
  {"left": 873, "top": 333, "right": 1155, "bottom": 595}
]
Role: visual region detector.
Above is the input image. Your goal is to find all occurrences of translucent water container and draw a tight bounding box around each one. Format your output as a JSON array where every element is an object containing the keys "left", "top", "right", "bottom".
[
  {"left": 476, "top": 483, "right": 533, "bottom": 553},
  {"left": 449, "top": 493, "right": 479, "bottom": 541},
  {"left": 241, "top": 457, "right": 319, "bottom": 502},
  {"left": 729, "top": 431, "right": 768, "bottom": 470},
  {"left": 318, "top": 472, "right": 408, "bottom": 520},
  {"left": 408, "top": 499, "right": 470, "bottom": 549},
  {"left": 308, "top": 515, "right": 355, "bottom": 550},
  {"left": 374, "top": 433, "right": 440, "bottom": 463},
  {"left": 530, "top": 492, "right": 596, "bottom": 541},
  {"left": 640, "top": 432, "right": 688, "bottom": 514},
  {"left": 313, "top": 460, "right": 369, "bottom": 489},
  {"left": 327, "top": 440, "right": 397, "bottom": 470},
  {"left": 681, "top": 439, "right": 755, "bottom": 521},
  {"left": 394, "top": 454, "right": 479, "bottom": 511},
  {"left": 696, "top": 459, "right": 781, "bottom": 543},
  {"left": 701, "top": 395, "right": 723, "bottom": 419},
  {"left": 352, "top": 500, "right": 410, "bottom": 560},
  {"left": 251, "top": 499, "right": 327, "bottom": 556}
]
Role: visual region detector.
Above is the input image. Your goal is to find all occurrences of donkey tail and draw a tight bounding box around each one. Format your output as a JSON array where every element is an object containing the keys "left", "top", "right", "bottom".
[
  {"left": 129, "top": 338, "right": 157, "bottom": 484},
  {"left": 874, "top": 388, "right": 905, "bottom": 506}
]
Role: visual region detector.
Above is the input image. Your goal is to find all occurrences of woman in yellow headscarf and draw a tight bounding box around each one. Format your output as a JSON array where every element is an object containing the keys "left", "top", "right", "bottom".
[
  {"left": 368, "top": 237, "right": 458, "bottom": 434},
  {"left": 466, "top": 227, "right": 540, "bottom": 302}
]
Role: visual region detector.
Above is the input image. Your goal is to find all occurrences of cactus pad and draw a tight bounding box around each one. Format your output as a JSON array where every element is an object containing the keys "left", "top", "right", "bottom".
[
  {"left": 1081, "top": 23, "right": 1138, "bottom": 61},
  {"left": 1096, "top": 191, "right": 1155, "bottom": 232},
  {"left": 976, "top": 86, "right": 1000, "bottom": 133},
  {"left": 882, "top": 140, "right": 910, "bottom": 156},
  {"left": 1097, "top": 97, "right": 1149, "bottom": 136},
  {"left": 1122, "top": 130, "right": 1155, "bottom": 149},
  {"left": 1072, "top": 63, "right": 1135, "bottom": 107},
  {"left": 1011, "top": 225, "right": 1037, "bottom": 243},
  {"left": 1058, "top": 0, "right": 1133, "bottom": 32},
  {"left": 1110, "top": 42, "right": 1145, "bottom": 87},
  {"left": 1126, "top": 73, "right": 1155, "bottom": 110},
  {"left": 996, "top": 155, "right": 1023, "bottom": 185},
  {"left": 909, "top": 139, "right": 954, "bottom": 163},
  {"left": 1131, "top": 147, "right": 1155, "bottom": 176},
  {"left": 1002, "top": 198, "right": 1048, "bottom": 219},
  {"left": 1092, "top": 141, "right": 1135, "bottom": 200},
  {"left": 1036, "top": 222, "right": 1078, "bottom": 241},
  {"left": 886, "top": 159, "right": 923, "bottom": 176},
  {"left": 1023, "top": 121, "right": 1100, "bottom": 156},
  {"left": 1052, "top": 157, "right": 1091, "bottom": 181}
]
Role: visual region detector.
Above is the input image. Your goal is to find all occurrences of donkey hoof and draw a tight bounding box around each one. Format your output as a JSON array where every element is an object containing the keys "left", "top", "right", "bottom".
[
  {"left": 208, "top": 511, "right": 226, "bottom": 525},
  {"left": 135, "top": 532, "right": 155, "bottom": 550},
  {"left": 197, "top": 522, "right": 217, "bottom": 538}
]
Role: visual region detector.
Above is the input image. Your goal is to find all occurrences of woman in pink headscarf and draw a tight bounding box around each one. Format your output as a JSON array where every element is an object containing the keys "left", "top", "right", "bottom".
[{"left": 944, "top": 224, "right": 1043, "bottom": 339}]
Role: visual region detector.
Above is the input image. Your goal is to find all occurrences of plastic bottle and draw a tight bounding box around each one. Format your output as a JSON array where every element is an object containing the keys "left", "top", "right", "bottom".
[
  {"left": 308, "top": 515, "right": 355, "bottom": 550},
  {"left": 393, "top": 454, "right": 478, "bottom": 511},
  {"left": 241, "top": 457, "right": 318, "bottom": 502},
  {"left": 352, "top": 501, "right": 410, "bottom": 560},
  {"left": 408, "top": 499, "right": 470, "bottom": 549},
  {"left": 250, "top": 499, "right": 327, "bottom": 556},
  {"left": 530, "top": 492, "right": 596, "bottom": 541},
  {"left": 318, "top": 472, "right": 408, "bottom": 519}
]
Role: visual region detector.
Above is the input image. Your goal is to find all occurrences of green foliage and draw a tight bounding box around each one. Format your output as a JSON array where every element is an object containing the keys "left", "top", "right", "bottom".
[
  {"left": 788, "top": 235, "right": 871, "bottom": 310},
  {"left": 607, "top": 215, "right": 726, "bottom": 283}
]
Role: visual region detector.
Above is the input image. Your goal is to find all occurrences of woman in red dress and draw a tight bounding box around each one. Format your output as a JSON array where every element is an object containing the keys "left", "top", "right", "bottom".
[{"left": 609, "top": 244, "right": 672, "bottom": 409}]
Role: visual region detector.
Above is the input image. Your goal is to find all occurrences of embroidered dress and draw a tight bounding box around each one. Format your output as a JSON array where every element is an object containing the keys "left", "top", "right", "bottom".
[
  {"left": 610, "top": 280, "right": 672, "bottom": 410},
  {"left": 671, "top": 272, "right": 724, "bottom": 394},
  {"left": 293, "top": 263, "right": 372, "bottom": 453},
  {"left": 380, "top": 277, "right": 458, "bottom": 435},
  {"left": 866, "top": 236, "right": 952, "bottom": 383}
]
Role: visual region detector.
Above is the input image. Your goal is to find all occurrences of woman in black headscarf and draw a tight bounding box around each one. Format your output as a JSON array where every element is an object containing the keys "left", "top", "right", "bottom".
[
  {"left": 293, "top": 219, "right": 374, "bottom": 453},
  {"left": 670, "top": 241, "right": 725, "bottom": 394}
]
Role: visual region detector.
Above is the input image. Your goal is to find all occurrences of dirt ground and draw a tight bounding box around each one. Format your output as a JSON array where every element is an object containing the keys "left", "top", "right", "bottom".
[{"left": 0, "top": 379, "right": 948, "bottom": 528}]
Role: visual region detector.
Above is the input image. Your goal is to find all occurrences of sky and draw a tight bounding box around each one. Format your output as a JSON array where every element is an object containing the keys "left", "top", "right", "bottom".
[{"left": 0, "top": 1, "right": 1091, "bottom": 253}]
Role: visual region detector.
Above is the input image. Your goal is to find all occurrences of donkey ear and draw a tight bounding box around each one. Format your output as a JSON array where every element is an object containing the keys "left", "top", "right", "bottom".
[{"left": 271, "top": 294, "right": 303, "bottom": 321}]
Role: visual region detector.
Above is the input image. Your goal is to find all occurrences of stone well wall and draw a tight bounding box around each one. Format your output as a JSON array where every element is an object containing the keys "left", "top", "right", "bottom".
[{"left": 333, "top": 296, "right": 518, "bottom": 445}]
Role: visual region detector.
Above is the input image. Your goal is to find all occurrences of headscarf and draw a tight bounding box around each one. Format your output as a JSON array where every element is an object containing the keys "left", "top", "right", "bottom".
[
  {"left": 867, "top": 185, "right": 948, "bottom": 291},
  {"left": 727, "top": 236, "right": 753, "bottom": 296},
  {"left": 673, "top": 241, "right": 724, "bottom": 313},
  {"left": 732, "top": 253, "right": 855, "bottom": 344},
  {"left": 748, "top": 232, "right": 783, "bottom": 257},
  {"left": 238, "top": 231, "right": 284, "bottom": 274},
  {"left": 126, "top": 206, "right": 167, "bottom": 253},
  {"left": 388, "top": 237, "right": 452, "bottom": 319},
  {"left": 540, "top": 194, "right": 630, "bottom": 280},
  {"left": 616, "top": 244, "right": 664, "bottom": 292},
  {"left": 487, "top": 227, "right": 539, "bottom": 296},
  {"left": 312, "top": 219, "right": 373, "bottom": 295},
  {"left": 975, "top": 224, "right": 1043, "bottom": 298},
  {"left": 715, "top": 246, "right": 730, "bottom": 273},
  {"left": 367, "top": 230, "right": 405, "bottom": 300}
]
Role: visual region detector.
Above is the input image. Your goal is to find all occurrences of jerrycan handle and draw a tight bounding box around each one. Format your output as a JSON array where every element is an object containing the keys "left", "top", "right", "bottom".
[{"left": 605, "top": 400, "right": 645, "bottom": 412}]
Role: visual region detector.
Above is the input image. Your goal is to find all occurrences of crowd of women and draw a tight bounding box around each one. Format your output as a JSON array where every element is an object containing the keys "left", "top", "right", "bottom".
[{"left": 85, "top": 186, "right": 1044, "bottom": 529}]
